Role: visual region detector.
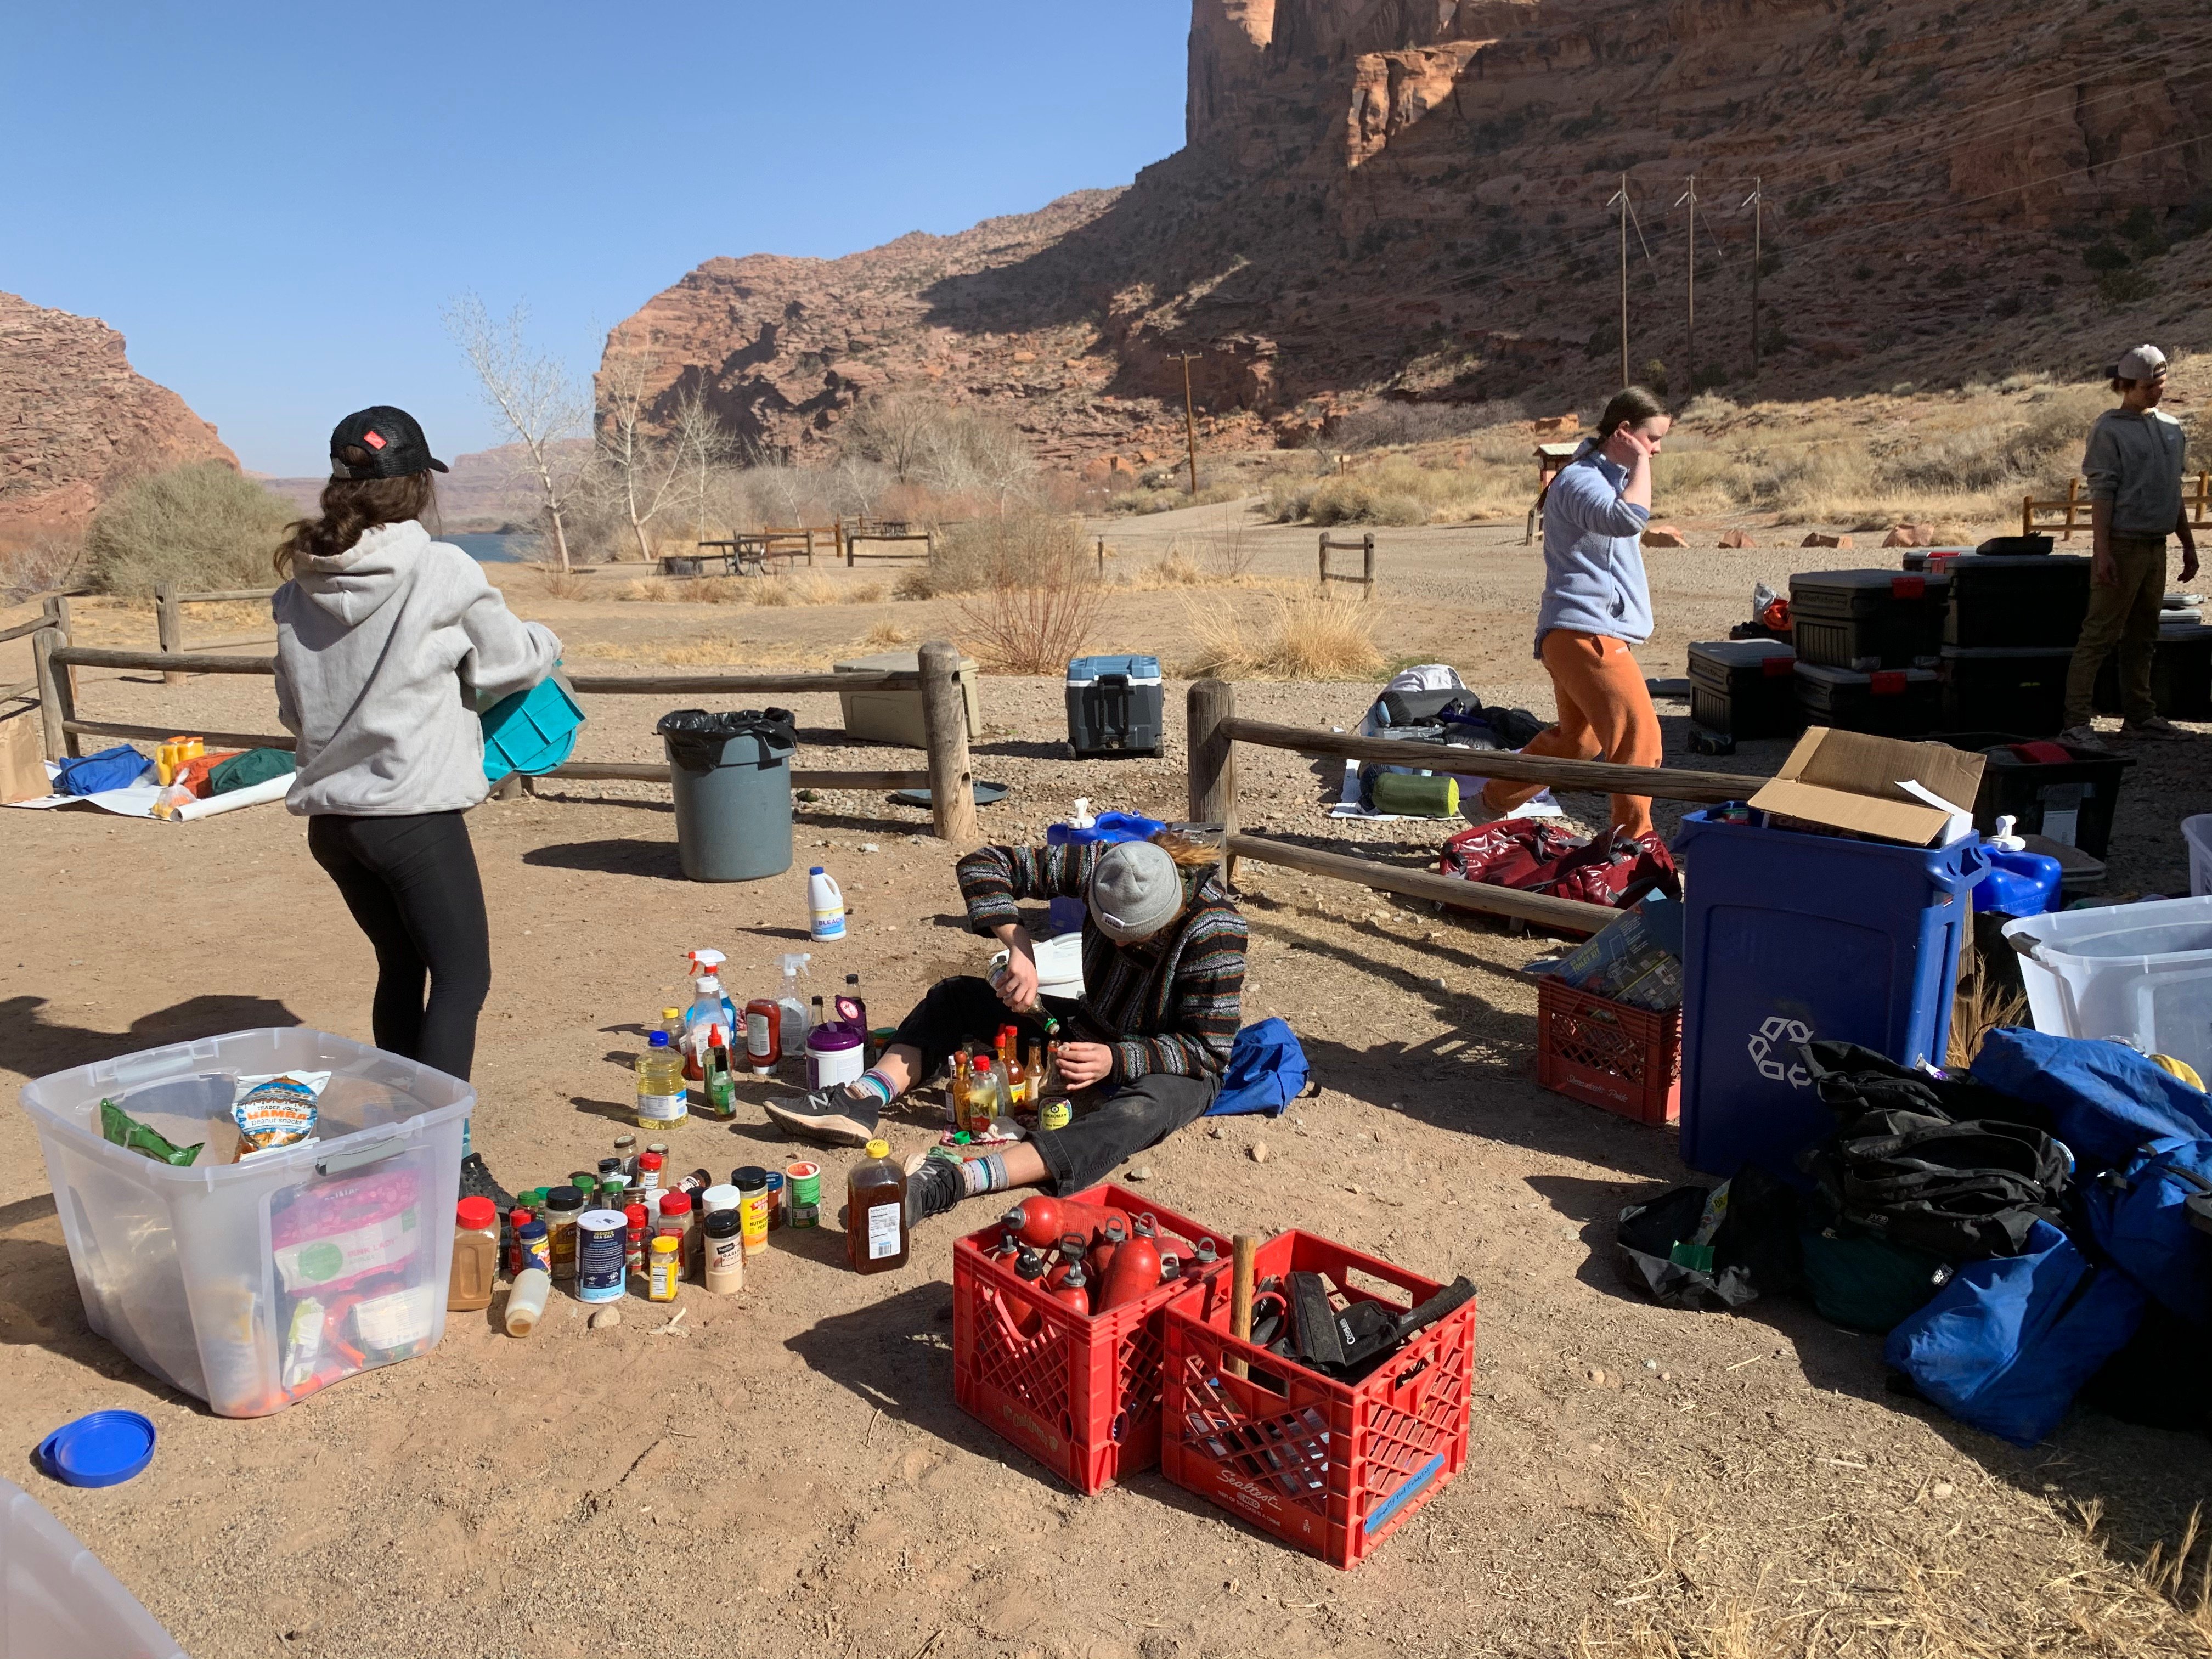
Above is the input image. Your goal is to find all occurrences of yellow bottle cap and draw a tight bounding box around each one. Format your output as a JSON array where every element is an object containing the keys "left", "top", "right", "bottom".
[
  {"left": 662, "top": 1008, "right": 682, "bottom": 1020},
  {"left": 650, "top": 1235, "right": 679, "bottom": 1253},
  {"left": 865, "top": 1139, "right": 890, "bottom": 1159}
]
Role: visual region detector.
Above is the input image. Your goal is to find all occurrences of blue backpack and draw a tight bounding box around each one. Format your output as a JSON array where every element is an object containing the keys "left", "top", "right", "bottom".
[
  {"left": 2083, "top": 1137, "right": 2212, "bottom": 1324},
  {"left": 1971, "top": 1028, "right": 2212, "bottom": 1168},
  {"left": 1884, "top": 1218, "right": 2146, "bottom": 1447},
  {"left": 1206, "top": 1019, "right": 1309, "bottom": 1118}
]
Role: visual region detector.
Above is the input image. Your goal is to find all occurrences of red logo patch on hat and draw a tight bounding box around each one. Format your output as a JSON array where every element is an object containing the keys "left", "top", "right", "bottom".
[{"left": 362, "top": 429, "right": 386, "bottom": 450}]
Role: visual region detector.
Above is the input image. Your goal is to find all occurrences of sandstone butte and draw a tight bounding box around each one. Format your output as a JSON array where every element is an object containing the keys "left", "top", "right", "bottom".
[
  {"left": 0, "top": 289, "right": 238, "bottom": 542},
  {"left": 600, "top": 0, "right": 2212, "bottom": 468}
]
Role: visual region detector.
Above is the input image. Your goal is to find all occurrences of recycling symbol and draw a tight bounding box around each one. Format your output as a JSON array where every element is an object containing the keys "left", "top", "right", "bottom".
[{"left": 1746, "top": 1015, "right": 1813, "bottom": 1087}]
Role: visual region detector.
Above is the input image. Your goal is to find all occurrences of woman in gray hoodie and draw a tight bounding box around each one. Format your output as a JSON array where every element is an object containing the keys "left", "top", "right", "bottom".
[{"left": 273, "top": 407, "right": 561, "bottom": 1082}]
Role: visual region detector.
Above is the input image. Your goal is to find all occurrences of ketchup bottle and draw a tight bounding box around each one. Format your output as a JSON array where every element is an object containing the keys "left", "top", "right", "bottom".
[{"left": 744, "top": 996, "right": 782, "bottom": 1076}]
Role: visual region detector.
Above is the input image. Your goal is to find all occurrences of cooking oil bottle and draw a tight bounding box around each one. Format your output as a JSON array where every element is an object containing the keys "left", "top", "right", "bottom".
[
  {"left": 847, "top": 1141, "right": 909, "bottom": 1273},
  {"left": 635, "top": 1031, "right": 688, "bottom": 1130}
]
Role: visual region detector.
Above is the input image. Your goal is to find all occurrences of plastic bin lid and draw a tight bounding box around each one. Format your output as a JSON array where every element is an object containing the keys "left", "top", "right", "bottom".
[
  {"left": 1688, "top": 639, "right": 1795, "bottom": 664},
  {"left": 38, "top": 1412, "right": 155, "bottom": 1488},
  {"left": 1790, "top": 568, "right": 1952, "bottom": 592},
  {"left": 1067, "top": 654, "right": 1163, "bottom": 683}
]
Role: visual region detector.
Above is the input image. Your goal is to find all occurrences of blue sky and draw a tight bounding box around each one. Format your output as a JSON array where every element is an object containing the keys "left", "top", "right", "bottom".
[{"left": 4, "top": 2, "right": 1190, "bottom": 476}]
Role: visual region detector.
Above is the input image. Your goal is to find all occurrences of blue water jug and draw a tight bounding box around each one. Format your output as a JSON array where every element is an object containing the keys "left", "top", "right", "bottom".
[{"left": 1973, "top": 816, "right": 2061, "bottom": 915}]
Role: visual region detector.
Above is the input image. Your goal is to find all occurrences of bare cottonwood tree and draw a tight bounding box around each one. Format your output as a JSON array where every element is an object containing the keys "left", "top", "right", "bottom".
[
  {"left": 592, "top": 355, "right": 733, "bottom": 560},
  {"left": 444, "top": 295, "right": 589, "bottom": 571},
  {"left": 843, "top": 393, "right": 944, "bottom": 484},
  {"left": 671, "top": 385, "right": 737, "bottom": 543}
]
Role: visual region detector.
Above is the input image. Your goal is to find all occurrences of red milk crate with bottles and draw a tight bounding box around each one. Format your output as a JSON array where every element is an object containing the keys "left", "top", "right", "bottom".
[
  {"left": 951, "top": 1181, "right": 1232, "bottom": 1494},
  {"left": 1160, "top": 1231, "right": 1477, "bottom": 1569}
]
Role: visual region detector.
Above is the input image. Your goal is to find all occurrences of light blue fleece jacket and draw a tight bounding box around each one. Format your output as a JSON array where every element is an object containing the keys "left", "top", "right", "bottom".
[{"left": 1535, "top": 443, "right": 1652, "bottom": 656}]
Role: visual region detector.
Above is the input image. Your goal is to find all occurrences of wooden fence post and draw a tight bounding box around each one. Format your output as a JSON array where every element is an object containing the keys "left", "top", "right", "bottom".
[
  {"left": 31, "top": 628, "right": 76, "bottom": 759},
  {"left": 919, "top": 640, "right": 976, "bottom": 845},
  {"left": 1362, "top": 533, "right": 1375, "bottom": 586},
  {"left": 42, "top": 596, "right": 78, "bottom": 703},
  {"left": 1316, "top": 532, "right": 1327, "bottom": 591},
  {"left": 1187, "top": 678, "right": 1237, "bottom": 882},
  {"left": 155, "top": 581, "right": 187, "bottom": 684}
]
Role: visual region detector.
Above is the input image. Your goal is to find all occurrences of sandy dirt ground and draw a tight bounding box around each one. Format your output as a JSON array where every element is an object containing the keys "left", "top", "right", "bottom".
[{"left": 4, "top": 509, "right": 2211, "bottom": 1657}]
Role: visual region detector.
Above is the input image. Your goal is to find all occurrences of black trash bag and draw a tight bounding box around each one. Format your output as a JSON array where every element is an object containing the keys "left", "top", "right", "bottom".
[
  {"left": 1714, "top": 1164, "right": 1805, "bottom": 1297},
  {"left": 1616, "top": 1184, "right": 1757, "bottom": 1310},
  {"left": 654, "top": 707, "right": 797, "bottom": 770}
]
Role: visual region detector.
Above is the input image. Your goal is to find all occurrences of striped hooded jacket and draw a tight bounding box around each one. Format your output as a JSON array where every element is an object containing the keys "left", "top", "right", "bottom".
[{"left": 955, "top": 840, "right": 1246, "bottom": 1084}]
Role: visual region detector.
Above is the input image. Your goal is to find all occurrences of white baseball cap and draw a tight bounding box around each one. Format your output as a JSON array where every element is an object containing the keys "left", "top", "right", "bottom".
[{"left": 2113, "top": 344, "right": 2168, "bottom": 381}]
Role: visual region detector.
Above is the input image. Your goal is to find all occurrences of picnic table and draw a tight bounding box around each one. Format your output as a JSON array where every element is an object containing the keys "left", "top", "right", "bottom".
[{"left": 668, "top": 537, "right": 771, "bottom": 578}]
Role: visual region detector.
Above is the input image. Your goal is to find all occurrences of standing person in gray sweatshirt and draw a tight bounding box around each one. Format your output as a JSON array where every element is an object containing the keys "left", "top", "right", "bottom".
[
  {"left": 2062, "top": 345, "right": 2198, "bottom": 747},
  {"left": 273, "top": 407, "right": 561, "bottom": 1082}
]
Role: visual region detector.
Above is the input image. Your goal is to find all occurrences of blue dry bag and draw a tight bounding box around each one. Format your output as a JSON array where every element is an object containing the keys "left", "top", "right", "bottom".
[
  {"left": 1205, "top": 1018, "right": 1309, "bottom": 1118},
  {"left": 1971, "top": 1028, "right": 2212, "bottom": 1169},
  {"left": 2082, "top": 1136, "right": 2212, "bottom": 1325},
  {"left": 1883, "top": 1218, "right": 2146, "bottom": 1447},
  {"left": 53, "top": 746, "right": 153, "bottom": 796}
]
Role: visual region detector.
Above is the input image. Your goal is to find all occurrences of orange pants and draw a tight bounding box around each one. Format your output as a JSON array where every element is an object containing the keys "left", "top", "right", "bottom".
[{"left": 1482, "top": 630, "right": 1662, "bottom": 836}]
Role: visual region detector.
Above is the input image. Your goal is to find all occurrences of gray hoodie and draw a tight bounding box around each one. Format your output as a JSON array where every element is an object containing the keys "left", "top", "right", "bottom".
[
  {"left": 274, "top": 520, "right": 561, "bottom": 816},
  {"left": 2083, "top": 406, "right": 2187, "bottom": 537}
]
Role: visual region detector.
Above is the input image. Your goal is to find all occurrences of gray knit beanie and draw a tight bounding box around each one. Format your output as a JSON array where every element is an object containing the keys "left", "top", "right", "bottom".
[{"left": 1087, "top": 841, "right": 1184, "bottom": 942}]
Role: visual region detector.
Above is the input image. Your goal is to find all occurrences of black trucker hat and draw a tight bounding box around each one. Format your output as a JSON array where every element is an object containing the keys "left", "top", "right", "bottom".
[{"left": 329, "top": 406, "right": 449, "bottom": 479}]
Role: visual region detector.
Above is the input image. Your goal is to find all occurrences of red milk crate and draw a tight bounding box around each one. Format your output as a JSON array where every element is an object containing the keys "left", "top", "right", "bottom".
[
  {"left": 951, "top": 1182, "right": 1231, "bottom": 1494},
  {"left": 1160, "top": 1231, "right": 1477, "bottom": 1570},
  {"left": 1536, "top": 974, "right": 1681, "bottom": 1125}
]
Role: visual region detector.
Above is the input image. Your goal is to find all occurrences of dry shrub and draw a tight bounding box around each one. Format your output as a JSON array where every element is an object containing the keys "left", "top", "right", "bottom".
[
  {"left": 1266, "top": 453, "right": 1529, "bottom": 526},
  {"left": 87, "top": 462, "right": 295, "bottom": 597},
  {"left": 850, "top": 580, "right": 888, "bottom": 603},
  {"left": 939, "top": 512, "right": 1105, "bottom": 673},
  {"left": 0, "top": 533, "right": 86, "bottom": 603},
  {"left": 1184, "top": 590, "right": 1381, "bottom": 679},
  {"left": 861, "top": 620, "right": 913, "bottom": 648},
  {"left": 619, "top": 577, "right": 678, "bottom": 602},
  {"left": 1105, "top": 478, "right": 1251, "bottom": 516},
  {"left": 536, "top": 565, "right": 592, "bottom": 601}
]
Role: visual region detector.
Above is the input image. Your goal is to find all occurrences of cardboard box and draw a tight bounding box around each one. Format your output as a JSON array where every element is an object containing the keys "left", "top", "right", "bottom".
[
  {"left": 0, "top": 707, "right": 44, "bottom": 805},
  {"left": 1748, "top": 727, "right": 1987, "bottom": 847}
]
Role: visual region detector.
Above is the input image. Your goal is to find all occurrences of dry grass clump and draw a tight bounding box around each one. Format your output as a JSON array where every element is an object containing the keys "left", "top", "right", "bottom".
[
  {"left": 0, "top": 533, "right": 87, "bottom": 603},
  {"left": 619, "top": 571, "right": 860, "bottom": 607},
  {"left": 1106, "top": 478, "right": 1251, "bottom": 516},
  {"left": 895, "top": 511, "right": 1091, "bottom": 600},
  {"left": 1183, "top": 590, "right": 1383, "bottom": 679},
  {"left": 1948, "top": 944, "right": 2029, "bottom": 1069},
  {"left": 1124, "top": 527, "right": 1261, "bottom": 590},
  {"left": 563, "top": 635, "right": 827, "bottom": 670},
  {"left": 1266, "top": 453, "right": 1530, "bottom": 526},
  {"left": 535, "top": 565, "right": 594, "bottom": 602},
  {"left": 860, "top": 620, "right": 913, "bottom": 649}
]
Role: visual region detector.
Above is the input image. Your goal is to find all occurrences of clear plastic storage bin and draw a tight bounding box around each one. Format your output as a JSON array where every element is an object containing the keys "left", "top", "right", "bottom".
[
  {"left": 21, "top": 1027, "right": 471, "bottom": 1418},
  {"left": 2005, "top": 897, "right": 2212, "bottom": 1081},
  {"left": 3, "top": 1477, "right": 184, "bottom": 1658}
]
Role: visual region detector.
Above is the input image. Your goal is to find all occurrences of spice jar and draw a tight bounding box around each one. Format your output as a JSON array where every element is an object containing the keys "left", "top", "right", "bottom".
[
  {"left": 448, "top": 1197, "right": 499, "bottom": 1312},
  {"left": 623, "top": 1203, "right": 649, "bottom": 1275},
  {"left": 505, "top": 1206, "right": 534, "bottom": 1277},
  {"left": 542, "top": 1185, "right": 585, "bottom": 1282},
  {"left": 647, "top": 1235, "right": 681, "bottom": 1302},
  {"left": 637, "top": 1152, "right": 664, "bottom": 1217},
  {"left": 613, "top": 1133, "right": 637, "bottom": 1177},
  {"left": 734, "top": 1166, "right": 771, "bottom": 1258},
  {"left": 656, "top": 1190, "right": 697, "bottom": 1280},
  {"left": 764, "top": 1171, "right": 785, "bottom": 1232},
  {"left": 703, "top": 1210, "right": 744, "bottom": 1295},
  {"left": 702, "top": 1183, "right": 740, "bottom": 1218},
  {"left": 518, "top": 1218, "right": 550, "bottom": 1276}
]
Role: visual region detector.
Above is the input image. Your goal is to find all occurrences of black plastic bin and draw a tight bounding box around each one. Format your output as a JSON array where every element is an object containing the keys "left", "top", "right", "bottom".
[
  {"left": 1937, "top": 645, "right": 2073, "bottom": 737},
  {"left": 1790, "top": 569, "right": 1950, "bottom": 668},
  {"left": 1793, "top": 662, "right": 1940, "bottom": 736},
  {"left": 1933, "top": 730, "right": 2135, "bottom": 857},
  {"left": 1943, "top": 554, "right": 2092, "bottom": 648},
  {"left": 1688, "top": 639, "right": 1802, "bottom": 738},
  {"left": 2093, "top": 623, "right": 2212, "bottom": 720}
]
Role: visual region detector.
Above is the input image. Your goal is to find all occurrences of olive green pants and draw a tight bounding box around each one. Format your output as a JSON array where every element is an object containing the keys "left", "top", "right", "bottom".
[{"left": 2064, "top": 533, "right": 2167, "bottom": 727}]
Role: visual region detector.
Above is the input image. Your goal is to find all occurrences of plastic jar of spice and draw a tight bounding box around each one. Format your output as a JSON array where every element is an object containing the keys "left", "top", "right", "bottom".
[
  {"left": 763, "top": 1171, "right": 785, "bottom": 1231},
  {"left": 542, "top": 1186, "right": 585, "bottom": 1282},
  {"left": 733, "top": 1166, "right": 771, "bottom": 1257},
  {"left": 703, "top": 1210, "right": 744, "bottom": 1295},
  {"left": 647, "top": 1235, "right": 681, "bottom": 1302},
  {"left": 702, "top": 1183, "right": 741, "bottom": 1217},
  {"left": 518, "top": 1218, "right": 550, "bottom": 1276},
  {"left": 449, "top": 1196, "right": 500, "bottom": 1312},
  {"left": 623, "top": 1204, "right": 649, "bottom": 1273},
  {"left": 656, "top": 1190, "right": 696, "bottom": 1279}
]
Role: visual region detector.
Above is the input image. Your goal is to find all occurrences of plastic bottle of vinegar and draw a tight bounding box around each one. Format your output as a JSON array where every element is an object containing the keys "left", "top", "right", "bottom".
[{"left": 847, "top": 1140, "right": 909, "bottom": 1274}]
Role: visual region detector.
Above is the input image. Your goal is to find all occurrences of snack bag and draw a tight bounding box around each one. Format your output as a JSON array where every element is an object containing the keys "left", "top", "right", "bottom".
[
  {"left": 99, "top": 1097, "right": 202, "bottom": 1166},
  {"left": 233, "top": 1071, "right": 329, "bottom": 1155},
  {"left": 270, "top": 1168, "right": 425, "bottom": 1298}
]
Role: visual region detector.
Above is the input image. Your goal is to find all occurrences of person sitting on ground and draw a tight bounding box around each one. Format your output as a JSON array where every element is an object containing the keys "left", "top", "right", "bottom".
[
  {"left": 767, "top": 832, "right": 1246, "bottom": 1226},
  {"left": 1475, "top": 386, "right": 1673, "bottom": 837},
  {"left": 2062, "top": 343, "right": 2199, "bottom": 749}
]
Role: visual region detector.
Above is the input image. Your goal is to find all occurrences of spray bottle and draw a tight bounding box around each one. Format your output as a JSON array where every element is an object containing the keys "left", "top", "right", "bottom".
[
  {"left": 1046, "top": 799, "right": 1098, "bottom": 935},
  {"left": 776, "top": 953, "right": 812, "bottom": 1059},
  {"left": 685, "top": 950, "right": 736, "bottom": 1077}
]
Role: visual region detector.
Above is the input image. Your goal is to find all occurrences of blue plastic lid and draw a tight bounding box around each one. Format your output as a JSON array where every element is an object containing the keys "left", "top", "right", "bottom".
[
  {"left": 810, "top": 865, "right": 825, "bottom": 874},
  {"left": 40, "top": 1410, "right": 155, "bottom": 1488},
  {"left": 648, "top": 1030, "right": 669, "bottom": 1047}
]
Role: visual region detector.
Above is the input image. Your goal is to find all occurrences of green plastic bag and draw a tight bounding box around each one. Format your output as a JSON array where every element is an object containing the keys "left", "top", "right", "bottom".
[
  {"left": 100, "top": 1098, "right": 202, "bottom": 1167},
  {"left": 207, "top": 748, "right": 297, "bottom": 795}
]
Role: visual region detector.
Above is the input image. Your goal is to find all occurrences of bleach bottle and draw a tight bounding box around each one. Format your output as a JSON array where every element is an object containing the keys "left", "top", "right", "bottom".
[
  {"left": 808, "top": 866, "right": 847, "bottom": 941},
  {"left": 1973, "top": 816, "right": 2062, "bottom": 916}
]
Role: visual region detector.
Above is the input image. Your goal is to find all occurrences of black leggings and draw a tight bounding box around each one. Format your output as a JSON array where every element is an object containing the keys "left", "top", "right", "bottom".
[
  {"left": 891, "top": 977, "right": 1218, "bottom": 1194},
  {"left": 308, "top": 812, "right": 492, "bottom": 1082}
]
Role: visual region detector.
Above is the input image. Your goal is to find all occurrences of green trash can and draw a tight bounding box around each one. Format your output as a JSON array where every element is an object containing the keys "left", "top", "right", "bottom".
[{"left": 655, "top": 707, "right": 797, "bottom": 882}]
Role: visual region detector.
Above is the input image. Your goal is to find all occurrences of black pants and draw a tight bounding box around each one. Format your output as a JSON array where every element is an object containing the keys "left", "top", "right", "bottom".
[
  {"left": 308, "top": 812, "right": 492, "bottom": 1082},
  {"left": 891, "top": 977, "right": 1217, "bottom": 1194}
]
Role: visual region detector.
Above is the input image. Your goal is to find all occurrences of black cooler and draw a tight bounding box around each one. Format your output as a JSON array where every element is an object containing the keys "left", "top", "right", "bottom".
[
  {"left": 1944, "top": 554, "right": 2092, "bottom": 648},
  {"left": 1794, "top": 662, "right": 1941, "bottom": 736},
  {"left": 1938, "top": 645, "right": 2073, "bottom": 736},
  {"left": 1688, "top": 639, "right": 1802, "bottom": 738},
  {"left": 2094, "top": 622, "right": 2212, "bottom": 720},
  {"left": 1790, "top": 569, "right": 1950, "bottom": 668}
]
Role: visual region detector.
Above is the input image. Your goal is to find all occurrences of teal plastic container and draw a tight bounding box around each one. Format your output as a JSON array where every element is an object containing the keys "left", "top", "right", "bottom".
[{"left": 481, "top": 673, "right": 584, "bottom": 781}]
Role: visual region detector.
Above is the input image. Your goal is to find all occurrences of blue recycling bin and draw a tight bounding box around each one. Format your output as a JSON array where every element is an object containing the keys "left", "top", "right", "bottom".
[{"left": 1673, "top": 809, "right": 1988, "bottom": 1177}]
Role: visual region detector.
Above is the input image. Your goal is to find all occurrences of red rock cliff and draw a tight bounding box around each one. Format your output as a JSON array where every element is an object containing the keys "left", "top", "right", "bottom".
[{"left": 0, "top": 291, "right": 239, "bottom": 541}]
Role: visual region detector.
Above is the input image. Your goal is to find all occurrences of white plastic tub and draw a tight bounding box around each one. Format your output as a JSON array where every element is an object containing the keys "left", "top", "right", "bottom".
[
  {"left": 2185, "top": 814, "right": 2212, "bottom": 897},
  {"left": 2, "top": 1477, "right": 184, "bottom": 1658},
  {"left": 2004, "top": 896, "right": 2212, "bottom": 1080},
  {"left": 21, "top": 1027, "right": 471, "bottom": 1418}
]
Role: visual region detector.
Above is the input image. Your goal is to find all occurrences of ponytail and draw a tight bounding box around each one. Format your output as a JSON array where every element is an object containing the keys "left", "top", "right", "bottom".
[{"left": 1536, "top": 386, "right": 1669, "bottom": 515}]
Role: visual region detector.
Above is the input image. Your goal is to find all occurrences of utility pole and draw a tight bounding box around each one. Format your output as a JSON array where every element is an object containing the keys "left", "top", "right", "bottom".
[
  {"left": 1606, "top": 174, "right": 1630, "bottom": 388},
  {"left": 1744, "top": 176, "right": 1764, "bottom": 377},
  {"left": 1177, "top": 351, "right": 1201, "bottom": 494},
  {"left": 1674, "top": 174, "right": 1699, "bottom": 378}
]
